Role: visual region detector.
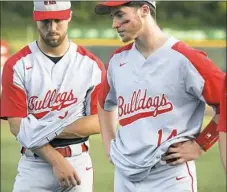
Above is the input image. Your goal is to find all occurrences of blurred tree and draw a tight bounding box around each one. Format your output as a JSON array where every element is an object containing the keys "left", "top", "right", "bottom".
[
  {"left": 1, "top": 1, "right": 226, "bottom": 29},
  {"left": 156, "top": 1, "right": 226, "bottom": 29}
]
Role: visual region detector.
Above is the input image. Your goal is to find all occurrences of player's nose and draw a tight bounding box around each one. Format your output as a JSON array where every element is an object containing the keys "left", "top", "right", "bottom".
[
  {"left": 48, "top": 20, "right": 58, "bottom": 31},
  {"left": 112, "top": 18, "right": 121, "bottom": 29}
]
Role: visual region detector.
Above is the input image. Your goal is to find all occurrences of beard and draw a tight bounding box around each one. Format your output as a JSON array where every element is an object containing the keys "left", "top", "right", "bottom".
[{"left": 39, "top": 30, "right": 67, "bottom": 48}]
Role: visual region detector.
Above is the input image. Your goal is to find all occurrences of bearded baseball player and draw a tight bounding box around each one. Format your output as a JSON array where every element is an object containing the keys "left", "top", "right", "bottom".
[
  {"left": 1, "top": 1, "right": 105, "bottom": 192},
  {"left": 95, "top": 1, "right": 225, "bottom": 191}
]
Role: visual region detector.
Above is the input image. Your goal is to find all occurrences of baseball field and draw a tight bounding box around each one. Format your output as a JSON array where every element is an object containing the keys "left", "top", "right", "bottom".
[{"left": 1, "top": 112, "right": 226, "bottom": 192}]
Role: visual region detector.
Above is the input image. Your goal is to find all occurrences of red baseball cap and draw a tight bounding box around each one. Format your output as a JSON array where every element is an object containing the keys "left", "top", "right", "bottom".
[
  {"left": 95, "top": 0, "right": 156, "bottom": 15},
  {"left": 33, "top": 1, "right": 71, "bottom": 21}
]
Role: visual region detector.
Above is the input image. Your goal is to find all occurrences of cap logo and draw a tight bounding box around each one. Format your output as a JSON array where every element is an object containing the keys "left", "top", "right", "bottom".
[
  {"left": 44, "top": 1, "right": 56, "bottom": 5},
  {"left": 33, "top": 1, "right": 71, "bottom": 21}
]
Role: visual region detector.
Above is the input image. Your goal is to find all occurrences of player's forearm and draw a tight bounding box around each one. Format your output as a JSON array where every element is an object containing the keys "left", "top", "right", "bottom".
[
  {"left": 33, "top": 144, "right": 65, "bottom": 166},
  {"left": 57, "top": 114, "right": 101, "bottom": 139},
  {"left": 98, "top": 103, "right": 117, "bottom": 156},
  {"left": 8, "top": 118, "right": 22, "bottom": 136},
  {"left": 9, "top": 114, "right": 67, "bottom": 149},
  {"left": 219, "top": 132, "right": 226, "bottom": 172},
  {"left": 8, "top": 117, "right": 66, "bottom": 165}
]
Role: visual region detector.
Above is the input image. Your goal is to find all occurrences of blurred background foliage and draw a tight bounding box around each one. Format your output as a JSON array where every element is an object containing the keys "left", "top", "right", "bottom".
[{"left": 1, "top": 1, "right": 226, "bottom": 29}]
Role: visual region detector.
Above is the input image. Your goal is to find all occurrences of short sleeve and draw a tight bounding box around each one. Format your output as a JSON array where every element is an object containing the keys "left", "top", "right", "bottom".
[
  {"left": 85, "top": 56, "right": 106, "bottom": 115},
  {"left": 98, "top": 62, "right": 117, "bottom": 111},
  {"left": 1, "top": 56, "right": 28, "bottom": 119},
  {"left": 172, "top": 41, "right": 225, "bottom": 108},
  {"left": 184, "top": 59, "right": 205, "bottom": 99}
]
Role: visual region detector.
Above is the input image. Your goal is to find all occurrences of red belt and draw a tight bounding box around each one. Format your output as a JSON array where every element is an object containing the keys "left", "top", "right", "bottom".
[{"left": 21, "top": 143, "right": 88, "bottom": 158}]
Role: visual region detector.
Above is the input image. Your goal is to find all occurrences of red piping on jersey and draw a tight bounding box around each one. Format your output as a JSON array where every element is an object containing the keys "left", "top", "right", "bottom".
[
  {"left": 98, "top": 63, "right": 110, "bottom": 109},
  {"left": 98, "top": 43, "right": 133, "bottom": 109},
  {"left": 1, "top": 46, "right": 32, "bottom": 119},
  {"left": 186, "top": 162, "right": 194, "bottom": 192},
  {"left": 172, "top": 41, "right": 225, "bottom": 111},
  {"left": 77, "top": 46, "right": 106, "bottom": 114},
  {"left": 114, "top": 42, "right": 133, "bottom": 55}
]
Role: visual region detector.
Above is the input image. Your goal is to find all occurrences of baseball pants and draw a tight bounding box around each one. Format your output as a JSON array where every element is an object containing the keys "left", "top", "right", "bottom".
[
  {"left": 13, "top": 143, "right": 93, "bottom": 192},
  {"left": 114, "top": 160, "right": 197, "bottom": 192}
]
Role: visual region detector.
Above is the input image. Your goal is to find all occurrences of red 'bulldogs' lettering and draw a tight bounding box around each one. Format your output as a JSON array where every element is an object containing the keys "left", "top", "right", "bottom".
[
  {"left": 118, "top": 89, "right": 173, "bottom": 126},
  {"left": 28, "top": 89, "right": 77, "bottom": 111}
]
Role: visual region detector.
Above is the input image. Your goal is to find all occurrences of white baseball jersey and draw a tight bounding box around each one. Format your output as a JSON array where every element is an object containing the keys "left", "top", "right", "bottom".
[
  {"left": 99, "top": 36, "right": 225, "bottom": 181},
  {"left": 1, "top": 41, "right": 105, "bottom": 148}
]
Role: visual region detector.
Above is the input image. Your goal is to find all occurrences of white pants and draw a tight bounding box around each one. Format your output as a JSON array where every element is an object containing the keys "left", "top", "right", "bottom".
[
  {"left": 114, "top": 161, "right": 197, "bottom": 192},
  {"left": 13, "top": 144, "right": 93, "bottom": 192}
]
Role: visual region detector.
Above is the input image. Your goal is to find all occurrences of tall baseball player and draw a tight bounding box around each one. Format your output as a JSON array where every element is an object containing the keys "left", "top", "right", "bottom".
[
  {"left": 218, "top": 76, "right": 226, "bottom": 171},
  {"left": 95, "top": 1, "right": 225, "bottom": 191},
  {"left": 1, "top": 1, "right": 105, "bottom": 192}
]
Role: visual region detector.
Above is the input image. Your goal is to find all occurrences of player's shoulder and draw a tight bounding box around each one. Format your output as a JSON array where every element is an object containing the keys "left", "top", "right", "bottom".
[
  {"left": 111, "top": 42, "right": 133, "bottom": 58},
  {"left": 74, "top": 44, "right": 105, "bottom": 71},
  {"left": 171, "top": 39, "right": 223, "bottom": 76},
  {"left": 108, "top": 42, "right": 133, "bottom": 67},
  {"left": 4, "top": 45, "right": 32, "bottom": 69},
  {"left": 76, "top": 44, "right": 102, "bottom": 63},
  {"left": 171, "top": 40, "right": 208, "bottom": 63},
  {"left": 113, "top": 42, "right": 134, "bottom": 55}
]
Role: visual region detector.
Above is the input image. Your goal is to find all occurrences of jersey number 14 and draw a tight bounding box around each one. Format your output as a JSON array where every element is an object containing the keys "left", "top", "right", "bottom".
[{"left": 157, "top": 129, "right": 177, "bottom": 146}]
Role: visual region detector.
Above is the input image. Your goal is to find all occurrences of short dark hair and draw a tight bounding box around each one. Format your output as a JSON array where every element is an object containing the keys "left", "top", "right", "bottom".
[{"left": 124, "top": 1, "right": 156, "bottom": 19}]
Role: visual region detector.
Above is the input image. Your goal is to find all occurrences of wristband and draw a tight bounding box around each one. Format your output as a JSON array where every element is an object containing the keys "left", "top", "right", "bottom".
[{"left": 195, "top": 120, "right": 218, "bottom": 151}]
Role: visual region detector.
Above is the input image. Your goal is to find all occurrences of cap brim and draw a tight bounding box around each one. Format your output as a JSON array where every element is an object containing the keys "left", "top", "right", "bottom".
[
  {"left": 33, "top": 9, "right": 71, "bottom": 21},
  {"left": 95, "top": 1, "right": 131, "bottom": 15}
]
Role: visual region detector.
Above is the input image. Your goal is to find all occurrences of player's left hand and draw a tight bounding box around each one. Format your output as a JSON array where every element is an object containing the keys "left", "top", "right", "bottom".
[{"left": 163, "top": 140, "right": 204, "bottom": 165}]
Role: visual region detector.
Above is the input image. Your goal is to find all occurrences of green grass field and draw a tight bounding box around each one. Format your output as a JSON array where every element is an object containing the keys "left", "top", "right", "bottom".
[{"left": 1, "top": 117, "right": 226, "bottom": 192}]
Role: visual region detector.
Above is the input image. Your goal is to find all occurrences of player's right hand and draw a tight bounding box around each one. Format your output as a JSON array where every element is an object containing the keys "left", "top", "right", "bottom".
[{"left": 52, "top": 157, "right": 81, "bottom": 188}]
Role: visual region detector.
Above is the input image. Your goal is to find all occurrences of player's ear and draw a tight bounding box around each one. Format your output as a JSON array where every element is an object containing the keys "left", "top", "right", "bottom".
[
  {"left": 140, "top": 4, "right": 150, "bottom": 17},
  {"left": 68, "top": 11, "right": 72, "bottom": 22}
]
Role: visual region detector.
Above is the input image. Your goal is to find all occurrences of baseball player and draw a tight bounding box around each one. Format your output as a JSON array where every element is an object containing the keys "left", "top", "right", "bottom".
[
  {"left": 95, "top": 1, "right": 225, "bottom": 191},
  {"left": 1, "top": 1, "right": 105, "bottom": 192},
  {"left": 218, "top": 76, "right": 226, "bottom": 171}
]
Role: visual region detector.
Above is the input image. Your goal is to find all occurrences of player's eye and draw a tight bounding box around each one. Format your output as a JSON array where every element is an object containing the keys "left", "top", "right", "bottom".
[
  {"left": 54, "top": 19, "right": 61, "bottom": 23},
  {"left": 41, "top": 20, "right": 50, "bottom": 25},
  {"left": 40, "top": 19, "right": 62, "bottom": 25},
  {"left": 111, "top": 11, "right": 124, "bottom": 19},
  {"left": 116, "top": 13, "right": 124, "bottom": 19}
]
